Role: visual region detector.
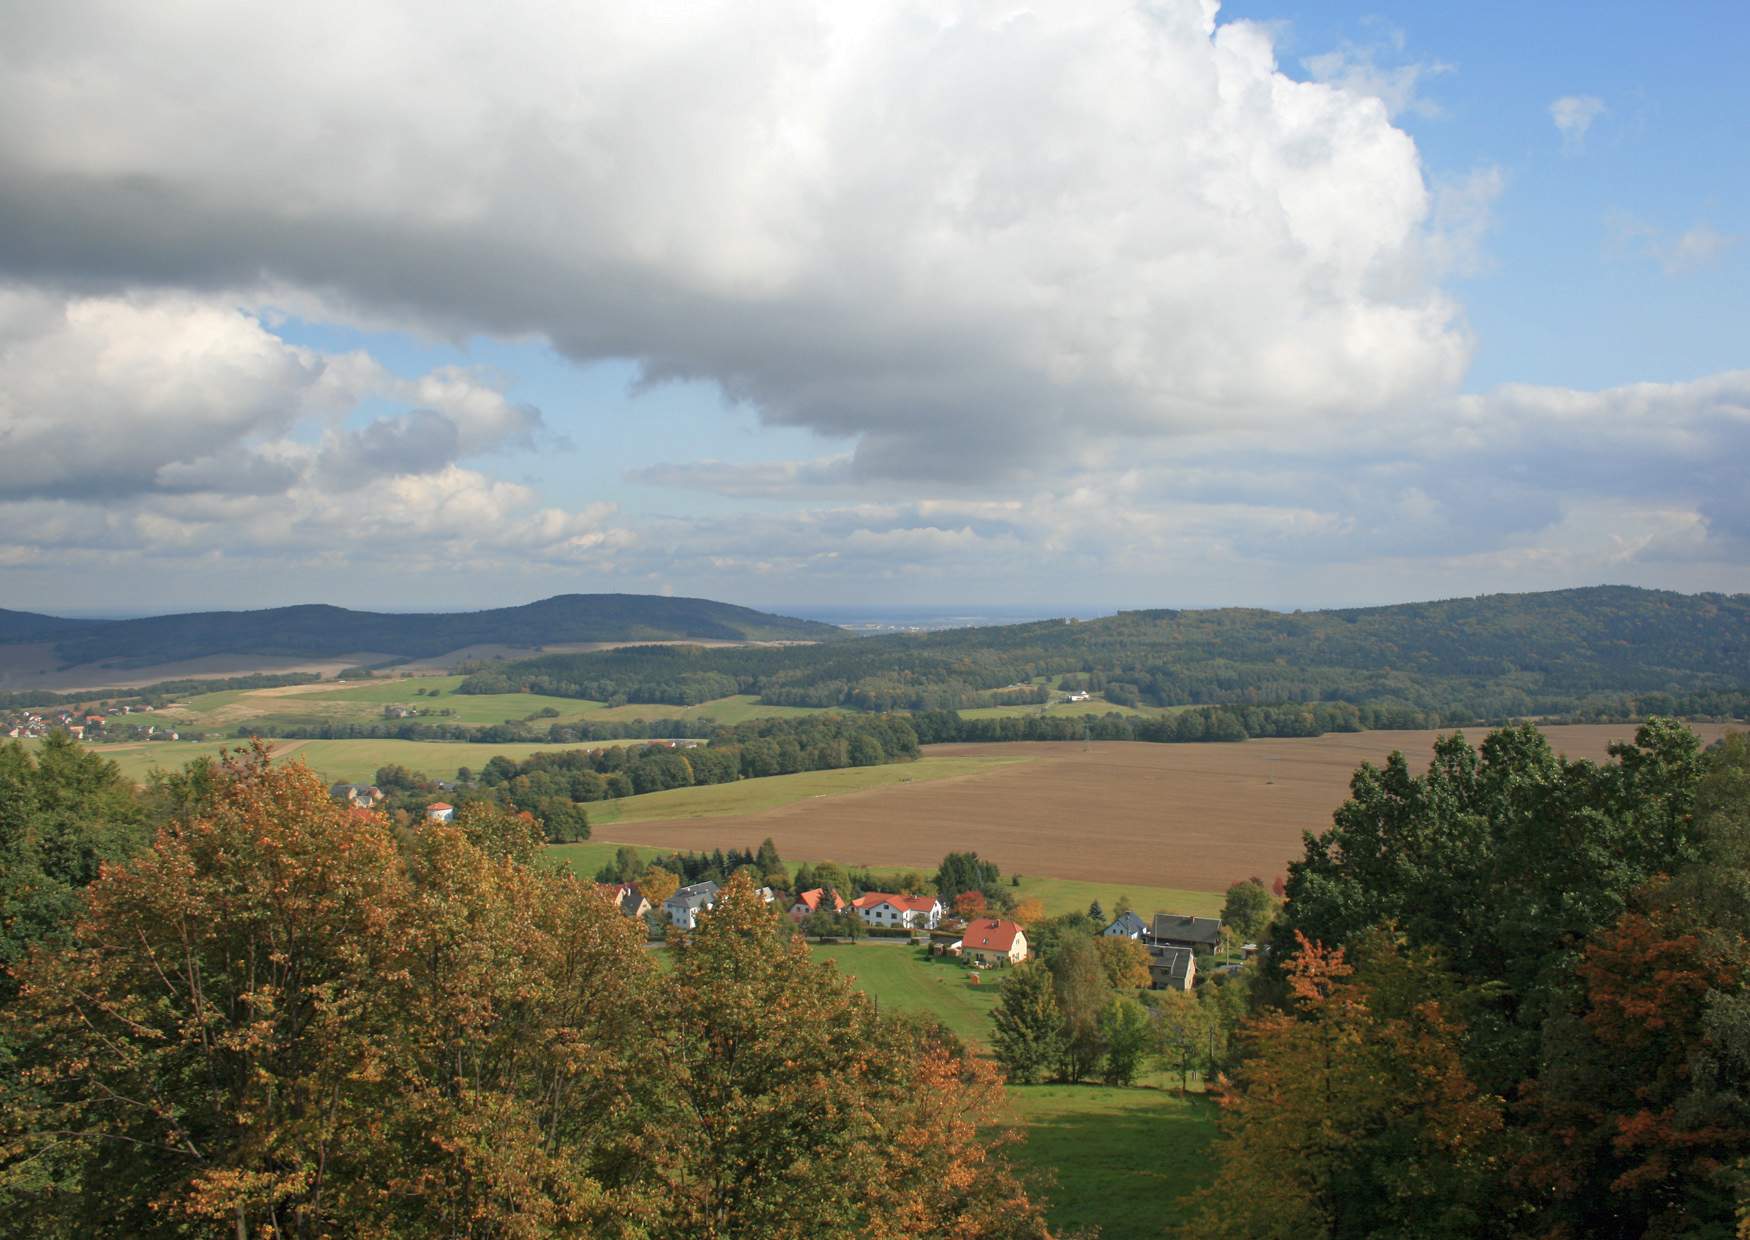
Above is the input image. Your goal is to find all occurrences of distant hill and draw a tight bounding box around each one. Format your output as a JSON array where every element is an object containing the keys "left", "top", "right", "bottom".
[
  {"left": 460, "top": 586, "right": 1750, "bottom": 723},
  {"left": 3, "top": 595, "right": 847, "bottom": 669}
]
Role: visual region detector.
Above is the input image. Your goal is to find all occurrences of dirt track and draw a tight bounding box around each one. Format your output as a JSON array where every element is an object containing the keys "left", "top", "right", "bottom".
[{"left": 595, "top": 724, "right": 1736, "bottom": 891}]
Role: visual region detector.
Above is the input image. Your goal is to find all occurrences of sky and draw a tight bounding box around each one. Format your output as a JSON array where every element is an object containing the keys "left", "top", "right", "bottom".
[{"left": 1, "top": 0, "right": 1745, "bottom": 615}]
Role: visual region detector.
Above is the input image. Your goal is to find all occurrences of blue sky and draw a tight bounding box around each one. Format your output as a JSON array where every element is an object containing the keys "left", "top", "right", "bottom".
[{"left": 1, "top": 1, "right": 1745, "bottom": 613}]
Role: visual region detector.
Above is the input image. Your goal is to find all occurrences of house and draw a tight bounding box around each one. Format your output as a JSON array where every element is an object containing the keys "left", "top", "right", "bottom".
[
  {"left": 958, "top": 918, "right": 1028, "bottom": 966},
  {"left": 425, "top": 802, "right": 455, "bottom": 824},
  {"left": 1066, "top": 690, "right": 1092, "bottom": 702},
  {"left": 329, "top": 783, "right": 385, "bottom": 808},
  {"left": 1102, "top": 911, "right": 1149, "bottom": 940},
  {"left": 753, "top": 886, "right": 777, "bottom": 905},
  {"left": 1147, "top": 945, "right": 1197, "bottom": 992},
  {"left": 664, "top": 881, "right": 720, "bottom": 929},
  {"left": 788, "top": 887, "right": 846, "bottom": 923},
  {"left": 1148, "top": 913, "right": 1223, "bottom": 953},
  {"left": 65, "top": 725, "right": 84, "bottom": 739},
  {"left": 850, "top": 892, "right": 943, "bottom": 930},
  {"left": 597, "top": 883, "right": 651, "bottom": 920}
]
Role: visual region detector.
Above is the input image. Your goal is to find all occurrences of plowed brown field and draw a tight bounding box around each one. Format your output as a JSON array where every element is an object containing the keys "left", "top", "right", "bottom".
[{"left": 595, "top": 723, "right": 1735, "bottom": 892}]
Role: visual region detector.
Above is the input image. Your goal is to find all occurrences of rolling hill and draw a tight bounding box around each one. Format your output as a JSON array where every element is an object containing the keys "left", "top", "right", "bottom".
[{"left": 2, "top": 595, "right": 847, "bottom": 670}]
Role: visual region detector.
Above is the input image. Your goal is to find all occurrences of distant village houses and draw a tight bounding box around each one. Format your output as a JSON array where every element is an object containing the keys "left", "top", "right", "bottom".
[
  {"left": 850, "top": 892, "right": 943, "bottom": 930},
  {"left": 664, "top": 881, "right": 719, "bottom": 929},
  {"left": 957, "top": 918, "right": 1028, "bottom": 966}
]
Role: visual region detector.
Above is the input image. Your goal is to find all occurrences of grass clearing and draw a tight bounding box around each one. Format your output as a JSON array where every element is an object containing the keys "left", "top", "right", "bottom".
[
  {"left": 1005, "top": 1085, "right": 1219, "bottom": 1238},
  {"left": 588, "top": 754, "right": 1028, "bottom": 828},
  {"left": 545, "top": 840, "right": 669, "bottom": 880},
  {"left": 809, "top": 943, "right": 1001, "bottom": 1046}
]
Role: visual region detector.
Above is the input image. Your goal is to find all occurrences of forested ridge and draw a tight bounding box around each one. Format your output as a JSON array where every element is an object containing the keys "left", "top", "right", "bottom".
[
  {"left": 462, "top": 586, "right": 1750, "bottom": 725},
  {"left": 1, "top": 593, "right": 846, "bottom": 669}
]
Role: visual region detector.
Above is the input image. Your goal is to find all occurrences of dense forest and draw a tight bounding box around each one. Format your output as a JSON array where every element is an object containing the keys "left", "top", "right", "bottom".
[
  {"left": 459, "top": 587, "right": 1750, "bottom": 726},
  {"left": 0, "top": 743, "right": 1048, "bottom": 1237},
  {"left": 1, "top": 593, "right": 846, "bottom": 669},
  {"left": 1181, "top": 723, "right": 1750, "bottom": 1237}
]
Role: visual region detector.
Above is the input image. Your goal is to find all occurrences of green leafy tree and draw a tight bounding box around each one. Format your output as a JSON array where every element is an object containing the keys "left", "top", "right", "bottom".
[
  {"left": 1048, "top": 931, "right": 1112, "bottom": 1083},
  {"left": 992, "top": 960, "right": 1064, "bottom": 1085},
  {"left": 1220, "top": 877, "right": 1277, "bottom": 942},
  {"left": 1098, "top": 997, "right": 1152, "bottom": 1086}
]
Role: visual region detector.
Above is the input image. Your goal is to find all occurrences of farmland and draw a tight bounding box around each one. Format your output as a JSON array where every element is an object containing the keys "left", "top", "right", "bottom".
[
  {"left": 590, "top": 723, "right": 1735, "bottom": 892},
  {"left": 145, "top": 676, "right": 827, "bottom": 733}
]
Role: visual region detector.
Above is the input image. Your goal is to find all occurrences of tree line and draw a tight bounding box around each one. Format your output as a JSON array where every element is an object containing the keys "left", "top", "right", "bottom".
[{"left": 366, "top": 714, "right": 922, "bottom": 844}]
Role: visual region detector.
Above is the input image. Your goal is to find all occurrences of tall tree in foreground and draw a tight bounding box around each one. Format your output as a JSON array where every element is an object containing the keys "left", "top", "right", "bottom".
[
  {"left": 663, "top": 873, "right": 1051, "bottom": 1237},
  {"left": 993, "top": 961, "right": 1065, "bottom": 1085},
  {"left": 1182, "top": 931, "right": 1503, "bottom": 1239},
  {"left": 1, "top": 751, "right": 1053, "bottom": 1237}
]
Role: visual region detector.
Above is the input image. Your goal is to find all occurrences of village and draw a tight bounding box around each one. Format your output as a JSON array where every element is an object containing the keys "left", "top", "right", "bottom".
[{"left": 591, "top": 873, "right": 1226, "bottom": 993}]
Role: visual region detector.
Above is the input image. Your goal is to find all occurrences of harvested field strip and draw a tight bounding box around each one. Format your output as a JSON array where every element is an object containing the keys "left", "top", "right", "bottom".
[
  {"left": 586, "top": 724, "right": 1734, "bottom": 892},
  {"left": 589, "top": 755, "right": 1027, "bottom": 826}
]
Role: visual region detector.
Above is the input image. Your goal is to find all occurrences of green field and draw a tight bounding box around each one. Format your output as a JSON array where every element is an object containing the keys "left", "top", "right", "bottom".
[
  {"left": 810, "top": 943, "right": 1001, "bottom": 1045},
  {"left": 155, "top": 676, "right": 829, "bottom": 734},
  {"left": 1013, "top": 875, "right": 1224, "bottom": 921},
  {"left": 1006, "top": 1085, "right": 1219, "bottom": 1237},
  {"left": 586, "top": 754, "right": 1028, "bottom": 827},
  {"left": 545, "top": 839, "right": 669, "bottom": 879}
]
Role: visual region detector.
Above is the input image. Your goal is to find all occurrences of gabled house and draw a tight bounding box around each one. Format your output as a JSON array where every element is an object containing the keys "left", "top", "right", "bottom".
[
  {"left": 1147, "top": 945, "right": 1197, "bottom": 992},
  {"left": 664, "top": 881, "right": 719, "bottom": 929},
  {"left": 597, "top": 883, "right": 651, "bottom": 920},
  {"left": 788, "top": 887, "right": 846, "bottom": 923},
  {"left": 330, "top": 783, "right": 384, "bottom": 808},
  {"left": 1102, "top": 911, "right": 1149, "bottom": 939},
  {"left": 1148, "top": 913, "right": 1222, "bottom": 953},
  {"left": 850, "top": 892, "right": 943, "bottom": 930},
  {"left": 425, "top": 802, "right": 455, "bottom": 824},
  {"left": 958, "top": 918, "right": 1028, "bottom": 966}
]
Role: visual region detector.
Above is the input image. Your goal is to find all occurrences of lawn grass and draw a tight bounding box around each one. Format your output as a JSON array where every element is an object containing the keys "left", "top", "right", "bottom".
[
  {"left": 808, "top": 943, "right": 1002, "bottom": 1046},
  {"left": 89, "top": 740, "right": 250, "bottom": 784},
  {"left": 545, "top": 839, "right": 669, "bottom": 880},
  {"left": 1004, "top": 1085, "right": 1219, "bottom": 1238},
  {"left": 1013, "top": 874, "right": 1224, "bottom": 921},
  {"left": 587, "top": 754, "right": 1028, "bottom": 827}
]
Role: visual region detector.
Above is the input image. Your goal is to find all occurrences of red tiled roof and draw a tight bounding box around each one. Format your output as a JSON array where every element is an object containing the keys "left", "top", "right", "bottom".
[
  {"left": 960, "top": 919, "right": 1023, "bottom": 954},
  {"left": 792, "top": 887, "right": 844, "bottom": 913},
  {"left": 855, "top": 892, "right": 939, "bottom": 913},
  {"left": 426, "top": 802, "right": 453, "bottom": 811}
]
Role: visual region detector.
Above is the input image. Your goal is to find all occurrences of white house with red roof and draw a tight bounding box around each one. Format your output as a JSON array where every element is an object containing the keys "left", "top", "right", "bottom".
[
  {"left": 957, "top": 918, "right": 1028, "bottom": 966},
  {"left": 425, "top": 802, "right": 455, "bottom": 824},
  {"left": 850, "top": 891, "right": 943, "bottom": 930},
  {"left": 787, "top": 887, "right": 846, "bottom": 922}
]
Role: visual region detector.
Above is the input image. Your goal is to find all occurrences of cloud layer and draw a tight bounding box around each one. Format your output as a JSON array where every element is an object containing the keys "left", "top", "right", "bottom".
[{"left": 0, "top": 1, "right": 1743, "bottom": 606}]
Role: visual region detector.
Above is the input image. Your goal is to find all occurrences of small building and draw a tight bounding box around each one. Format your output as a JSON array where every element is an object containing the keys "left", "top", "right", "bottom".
[
  {"left": 1102, "top": 911, "right": 1149, "bottom": 940},
  {"left": 425, "top": 802, "right": 455, "bottom": 824},
  {"left": 788, "top": 887, "right": 846, "bottom": 923},
  {"left": 958, "top": 918, "right": 1028, "bottom": 966},
  {"left": 1149, "top": 913, "right": 1223, "bottom": 953},
  {"left": 330, "top": 783, "right": 385, "bottom": 808},
  {"left": 664, "top": 881, "right": 720, "bottom": 929},
  {"left": 1148, "top": 945, "right": 1197, "bottom": 992},
  {"left": 1067, "top": 690, "right": 1092, "bottom": 702},
  {"left": 851, "top": 892, "right": 943, "bottom": 930},
  {"left": 597, "top": 883, "right": 651, "bottom": 920}
]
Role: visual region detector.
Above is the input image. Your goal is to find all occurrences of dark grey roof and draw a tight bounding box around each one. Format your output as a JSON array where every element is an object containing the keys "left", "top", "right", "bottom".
[
  {"left": 1149, "top": 913, "right": 1222, "bottom": 948},
  {"left": 1103, "top": 911, "right": 1148, "bottom": 937},
  {"left": 666, "top": 880, "right": 719, "bottom": 909},
  {"left": 1149, "top": 946, "right": 1196, "bottom": 987}
]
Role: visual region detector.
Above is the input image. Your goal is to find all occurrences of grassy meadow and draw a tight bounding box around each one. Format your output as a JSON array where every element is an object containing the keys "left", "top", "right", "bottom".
[
  {"left": 1006, "top": 1085, "right": 1218, "bottom": 1238},
  {"left": 809, "top": 943, "right": 1001, "bottom": 1045},
  {"left": 1013, "top": 874, "right": 1224, "bottom": 921}
]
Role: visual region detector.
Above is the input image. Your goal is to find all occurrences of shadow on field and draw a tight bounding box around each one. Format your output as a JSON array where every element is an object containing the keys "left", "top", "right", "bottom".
[{"left": 1007, "top": 1086, "right": 1218, "bottom": 1239}]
